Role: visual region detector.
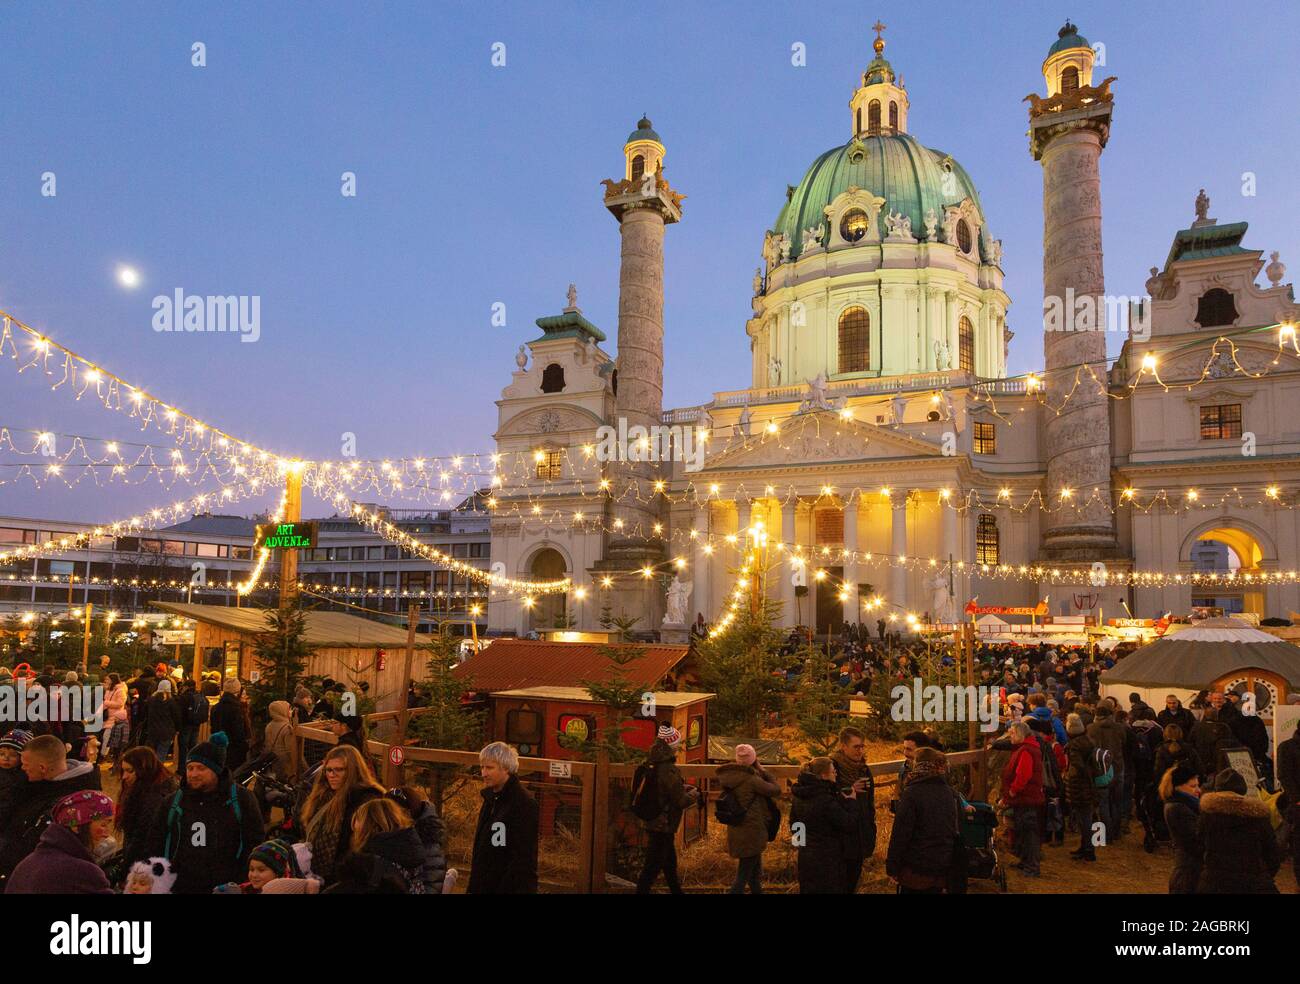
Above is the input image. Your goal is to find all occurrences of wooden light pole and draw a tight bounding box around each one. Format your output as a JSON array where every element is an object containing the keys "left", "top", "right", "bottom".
[
  {"left": 278, "top": 465, "right": 303, "bottom": 611},
  {"left": 387, "top": 601, "right": 421, "bottom": 786}
]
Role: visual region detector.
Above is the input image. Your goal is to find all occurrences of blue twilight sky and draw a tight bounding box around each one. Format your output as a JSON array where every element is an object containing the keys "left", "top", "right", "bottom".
[{"left": 1, "top": 0, "right": 1297, "bottom": 522}]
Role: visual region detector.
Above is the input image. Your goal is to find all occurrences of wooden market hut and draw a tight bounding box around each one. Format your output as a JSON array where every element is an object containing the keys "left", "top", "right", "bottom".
[{"left": 153, "top": 601, "right": 418, "bottom": 711}]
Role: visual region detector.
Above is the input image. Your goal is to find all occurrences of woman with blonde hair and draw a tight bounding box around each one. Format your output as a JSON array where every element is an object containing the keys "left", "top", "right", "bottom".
[
  {"left": 348, "top": 796, "right": 441, "bottom": 895},
  {"left": 297, "top": 744, "right": 383, "bottom": 885}
]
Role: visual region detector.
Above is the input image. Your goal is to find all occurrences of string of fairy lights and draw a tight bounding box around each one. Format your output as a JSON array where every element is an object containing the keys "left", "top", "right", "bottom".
[{"left": 8, "top": 306, "right": 1300, "bottom": 612}]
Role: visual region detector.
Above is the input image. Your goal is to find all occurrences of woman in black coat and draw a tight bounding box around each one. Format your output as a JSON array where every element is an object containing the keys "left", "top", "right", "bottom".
[
  {"left": 210, "top": 681, "right": 251, "bottom": 772},
  {"left": 788, "top": 758, "right": 856, "bottom": 894},
  {"left": 115, "top": 747, "right": 179, "bottom": 869},
  {"left": 885, "top": 747, "right": 959, "bottom": 893},
  {"left": 142, "top": 682, "right": 184, "bottom": 762},
  {"left": 351, "top": 793, "right": 447, "bottom": 894},
  {"left": 1196, "top": 769, "right": 1280, "bottom": 894},
  {"left": 1159, "top": 764, "right": 1202, "bottom": 894}
]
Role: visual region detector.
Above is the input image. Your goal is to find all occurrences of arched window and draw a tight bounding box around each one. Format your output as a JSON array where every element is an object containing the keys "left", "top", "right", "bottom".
[
  {"left": 1060, "top": 66, "right": 1080, "bottom": 93},
  {"left": 888, "top": 101, "right": 898, "bottom": 131},
  {"left": 541, "top": 363, "right": 566, "bottom": 393},
  {"left": 958, "top": 316, "right": 975, "bottom": 373},
  {"left": 1196, "top": 288, "right": 1238, "bottom": 328},
  {"left": 867, "top": 100, "right": 881, "bottom": 135},
  {"left": 855, "top": 107, "right": 862, "bottom": 134},
  {"left": 837, "top": 306, "right": 870, "bottom": 373},
  {"left": 630, "top": 154, "right": 645, "bottom": 182},
  {"left": 976, "top": 515, "right": 999, "bottom": 565},
  {"left": 956, "top": 219, "right": 973, "bottom": 254}
]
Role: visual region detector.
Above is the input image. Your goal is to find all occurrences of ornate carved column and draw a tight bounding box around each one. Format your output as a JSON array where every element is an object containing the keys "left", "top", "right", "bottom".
[
  {"left": 781, "top": 497, "right": 798, "bottom": 627},
  {"left": 1030, "top": 65, "right": 1119, "bottom": 561}
]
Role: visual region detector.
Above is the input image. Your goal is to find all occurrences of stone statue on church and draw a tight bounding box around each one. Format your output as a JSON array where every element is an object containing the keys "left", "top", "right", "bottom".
[
  {"left": 736, "top": 402, "right": 752, "bottom": 438},
  {"left": 988, "top": 239, "right": 1003, "bottom": 266},
  {"left": 929, "top": 571, "right": 956, "bottom": 625},
  {"left": 1266, "top": 251, "right": 1286, "bottom": 287},
  {"left": 884, "top": 209, "right": 913, "bottom": 241},
  {"left": 515, "top": 345, "right": 528, "bottom": 371},
  {"left": 801, "top": 225, "right": 824, "bottom": 253},
  {"left": 923, "top": 207, "right": 938, "bottom": 241},
  {"left": 799, "top": 372, "right": 833, "bottom": 413},
  {"left": 933, "top": 337, "right": 951, "bottom": 371},
  {"left": 944, "top": 390, "right": 957, "bottom": 424},
  {"left": 768, "top": 355, "right": 782, "bottom": 387},
  {"left": 565, "top": 283, "right": 579, "bottom": 311},
  {"left": 892, "top": 392, "right": 906, "bottom": 426},
  {"left": 1195, "top": 188, "right": 1209, "bottom": 222},
  {"left": 753, "top": 266, "right": 764, "bottom": 295},
  {"left": 664, "top": 574, "right": 692, "bottom": 626}
]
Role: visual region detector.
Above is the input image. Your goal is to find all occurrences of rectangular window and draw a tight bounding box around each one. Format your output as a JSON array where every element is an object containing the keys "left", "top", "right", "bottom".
[
  {"left": 505, "top": 709, "right": 543, "bottom": 746},
  {"left": 469, "top": 542, "right": 484, "bottom": 557},
  {"left": 976, "top": 515, "right": 999, "bottom": 566},
  {"left": 535, "top": 450, "right": 563, "bottom": 481},
  {"left": 973, "top": 421, "right": 996, "bottom": 454},
  {"left": 195, "top": 543, "right": 221, "bottom": 558},
  {"left": 351, "top": 546, "right": 366, "bottom": 561},
  {"left": 1200, "top": 403, "right": 1242, "bottom": 440}
]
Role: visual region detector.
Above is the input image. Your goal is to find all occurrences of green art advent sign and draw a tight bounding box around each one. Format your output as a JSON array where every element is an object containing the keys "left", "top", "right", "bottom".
[{"left": 254, "top": 521, "right": 319, "bottom": 550}]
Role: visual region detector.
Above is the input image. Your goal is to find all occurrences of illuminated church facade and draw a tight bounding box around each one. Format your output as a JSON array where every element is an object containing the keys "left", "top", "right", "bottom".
[{"left": 488, "top": 22, "right": 1300, "bottom": 639}]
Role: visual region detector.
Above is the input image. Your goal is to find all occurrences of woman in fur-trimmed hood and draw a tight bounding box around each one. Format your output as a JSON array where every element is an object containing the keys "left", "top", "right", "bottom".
[{"left": 1195, "top": 769, "right": 1281, "bottom": 894}]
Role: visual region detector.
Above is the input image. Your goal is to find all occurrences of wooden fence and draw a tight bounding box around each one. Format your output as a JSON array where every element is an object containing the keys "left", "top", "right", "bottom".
[{"left": 292, "top": 721, "right": 989, "bottom": 893}]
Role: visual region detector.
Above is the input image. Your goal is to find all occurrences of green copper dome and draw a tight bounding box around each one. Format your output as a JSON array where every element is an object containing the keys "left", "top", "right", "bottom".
[
  {"left": 1048, "top": 21, "right": 1089, "bottom": 56},
  {"left": 772, "top": 132, "right": 990, "bottom": 261},
  {"left": 626, "top": 115, "right": 661, "bottom": 144}
]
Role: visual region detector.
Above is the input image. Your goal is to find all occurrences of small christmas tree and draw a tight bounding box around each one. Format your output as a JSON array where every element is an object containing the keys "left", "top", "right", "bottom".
[{"left": 247, "top": 605, "right": 314, "bottom": 726}]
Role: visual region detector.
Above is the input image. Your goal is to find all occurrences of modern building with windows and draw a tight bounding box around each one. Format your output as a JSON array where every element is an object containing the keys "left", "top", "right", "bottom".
[
  {"left": 488, "top": 22, "right": 1300, "bottom": 638},
  {"left": 0, "top": 501, "right": 491, "bottom": 633}
]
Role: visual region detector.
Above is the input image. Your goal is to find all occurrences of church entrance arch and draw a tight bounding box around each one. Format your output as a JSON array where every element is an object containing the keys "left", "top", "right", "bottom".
[
  {"left": 1181, "top": 523, "right": 1271, "bottom": 617},
  {"left": 527, "top": 547, "right": 569, "bottom": 632}
]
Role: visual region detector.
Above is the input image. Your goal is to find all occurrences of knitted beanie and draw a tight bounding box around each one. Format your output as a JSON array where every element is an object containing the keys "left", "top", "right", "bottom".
[{"left": 187, "top": 731, "right": 229, "bottom": 775}]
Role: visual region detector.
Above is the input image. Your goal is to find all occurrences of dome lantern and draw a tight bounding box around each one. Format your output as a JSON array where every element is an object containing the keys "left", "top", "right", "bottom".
[
  {"left": 623, "top": 115, "right": 665, "bottom": 184},
  {"left": 849, "top": 20, "right": 909, "bottom": 137},
  {"left": 1042, "top": 20, "right": 1095, "bottom": 97}
]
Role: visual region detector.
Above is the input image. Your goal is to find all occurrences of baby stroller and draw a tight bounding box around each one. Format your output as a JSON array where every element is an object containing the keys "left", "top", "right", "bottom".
[{"left": 959, "top": 801, "right": 1007, "bottom": 892}]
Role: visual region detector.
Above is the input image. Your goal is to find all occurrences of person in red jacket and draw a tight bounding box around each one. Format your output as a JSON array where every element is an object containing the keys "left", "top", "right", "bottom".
[{"left": 999, "top": 722, "right": 1045, "bottom": 877}]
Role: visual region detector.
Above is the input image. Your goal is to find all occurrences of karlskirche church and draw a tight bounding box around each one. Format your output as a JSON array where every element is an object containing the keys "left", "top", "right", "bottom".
[{"left": 486, "top": 22, "right": 1300, "bottom": 641}]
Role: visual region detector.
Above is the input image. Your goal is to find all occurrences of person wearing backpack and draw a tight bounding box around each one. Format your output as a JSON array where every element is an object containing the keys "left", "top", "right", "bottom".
[
  {"left": 144, "top": 732, "right": 264, "bottom": 894},
  {"left": 716, "top": 744, "right": 782, "bottom": 894},
  {"left": 633, "top": 725, "right": 698, "bottom": 895},
  {"left": 1064, "top": 714, "right": 1098, "bottom": 861},
  {"left": 1086, "top": 702, "right": 1125, "bottom": 844}
]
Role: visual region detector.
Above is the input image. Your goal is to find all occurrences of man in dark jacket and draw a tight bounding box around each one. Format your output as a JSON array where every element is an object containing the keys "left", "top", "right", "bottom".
[
  {"left": 146, "top": 732, "right": 264, "bottom": 894},
  {"left": 1064, "top": 714, "right": 1098, "bottom": 861},
  {"left": 634, "top": 727, "right": 699, "bottom": 894},
  {"left": 1278, "top": 719, "right": 1300, "bottom": 809},
  {"left": 1157, "top": 695, "right": 1196, "bottom": 736},
  {"left": 885, "top": 747, "right": 958, "bottom": 893},
  {"left": 177, "top": 679, "right": 208, "bottom": 768},
  {"left": 830, "top": 725, "right": 876, "bottom": 892},
  {"left": 1196, "top": 768, "right": 1280, "bottom": 894},
  {"left": 0, "top": 734, "right": 102, "bottom": 882},
  {"left": 468, "top": 741, "right": 538, "bottom": 894},
  {"left": 790, "top": 757, "right": 856, "bottom": 893},
  {"left": 1087, "top": 702, "right": 1126, "bottom": 842},
  {"left": 1189, "top": 709, "right": 1233, "bottom": 780},
  {"left": 209, "top": 678, "right": 249, "bottom": 772}
]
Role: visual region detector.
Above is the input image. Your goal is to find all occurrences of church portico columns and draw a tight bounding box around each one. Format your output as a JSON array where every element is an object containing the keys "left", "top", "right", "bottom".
[
  {"left": 890, "top": 492, "right": 909, "bottom": 609},
  {"left": 842, "top": 497, "right": 859, "bottom": 626},
  {"left": 693, "top": 503, "right": 712, "bottom": 624},
  {"left": 780, "top": 496, "right": 799, "bottom": 627}
]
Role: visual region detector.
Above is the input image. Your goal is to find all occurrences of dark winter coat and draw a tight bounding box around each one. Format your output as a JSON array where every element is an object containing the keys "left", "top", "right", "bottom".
[
  {"left": 1162, "top": 792, "right": 1201, "bottom": 894},
  {"left": 468, "top": 774, "right": 539, "bottom": 894},
  {"left": 639, "top": 740, "right": 695, "bottom": 835},
  {"left": 1278, "top": 734, "right": 1300, "bottom": 808},
  {"left": 829, "top": 749, "right": 876, "bottom": 859},
  {"left": 0, "top": 759, "right": 102, "bottom": 880},
  {"left": 301, "top": 785, "right": 382, "bottom": 884},
  {"left": 788, "top": 772, "right": 855, "bottom": 893},
  {"left": 4, "top": 822, "right": 112, "bottom": 894},
  {"left": 1064, "top": 733, "right": 1097, "bottom": 809},
  {"left": 1195, "top": 791, "right": 1280, "bottom": 894},
  {"left": 1189, "top": 718, "right": 1233, "bottom": 777},
  {"left": 118, "top": 773, "right": 179, "bottom": 866},
  {"left": 145, "top": 772, "right": 265, "bottom": 894},
  {"left": 143, "top": 692, "right": 183, "bottom": 748},
  {"left": 0, "top": 767, "right": 28, "bottom": 830},
  {"left": 362, "top": 820, "right": 443, "bottom": 895},
  {"left": 885, "top": 774, "right": 958, "bottom": 882},
  {"left": 716, "top": 763, "right": 781, "bottom": 859},
  {"left": 1152, "top": 742, "right": 1202, "bottom": 789},
  {"left": 1229, "top": 713, "right": 1270, "bottom": 763},
  {"left": 1086, "top": 717, "right": 1126, "bottom": 776},
  {"left": 210, "top": 694, "right": 250, "bottom": 769},
  {"left": 1157, "top": 705, "right": 1196, "bottom": 736}
]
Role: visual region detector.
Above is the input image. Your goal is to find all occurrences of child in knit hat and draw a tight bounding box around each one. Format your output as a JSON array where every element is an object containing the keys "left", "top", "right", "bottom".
[
  {"left": 126, "top": 858, "right": 177, "bottom": 894},
  {"left": 0, "top": 729, "right": 33, "bottom": 821},
  {"left": 215, "top": 838, "right": 314, "bottom": 894}
]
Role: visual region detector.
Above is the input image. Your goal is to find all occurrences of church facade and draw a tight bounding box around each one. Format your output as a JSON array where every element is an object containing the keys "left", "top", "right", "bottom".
[{"left": 488, "top": 23, "right": 1300, "bottom": 639}]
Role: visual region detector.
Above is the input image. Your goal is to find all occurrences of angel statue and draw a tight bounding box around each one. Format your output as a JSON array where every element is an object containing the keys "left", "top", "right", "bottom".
[{"left": 664, "top": 574, "right": 693, "bottom": 626}]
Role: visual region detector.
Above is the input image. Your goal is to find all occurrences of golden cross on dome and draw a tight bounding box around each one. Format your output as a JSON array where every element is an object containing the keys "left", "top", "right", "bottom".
[
  {"left": 872, "top": 19, "right": 887, "bottom": 54},
  {"left": 872, "top": 19, "right": 886, "bottom": 39}
]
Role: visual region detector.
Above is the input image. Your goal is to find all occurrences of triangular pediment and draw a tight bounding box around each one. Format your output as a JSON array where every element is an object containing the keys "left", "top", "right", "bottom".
[{"left": 699, "top": 410, "right": 944, "bottom": 472}]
